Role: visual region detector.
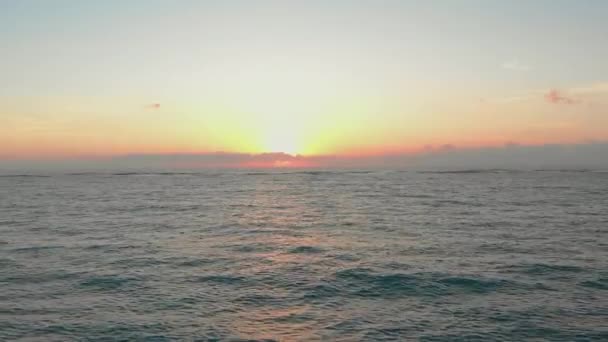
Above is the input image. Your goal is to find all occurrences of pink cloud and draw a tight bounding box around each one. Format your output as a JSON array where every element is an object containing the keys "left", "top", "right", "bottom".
[{"left": 544, "top": 89, "right": 580, "bottom": 105}]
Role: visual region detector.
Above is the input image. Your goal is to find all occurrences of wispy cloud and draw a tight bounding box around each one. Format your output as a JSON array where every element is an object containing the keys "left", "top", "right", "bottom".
[
  {"left": 494, "top": 95, "right": 534, "bottom": 104},
  {"left": 145, "top": 103, "right": 161, "bottom": 109},
  {"left": 491, "top": 81, "right": 607, "bottom": 105},
  {"left": 501, "top": 60, "right": 530, "bottom": 71},
  {"left": 544, "top": 89, "right": 580, "bottom": 105},
  {"left": 570, "top": 82, "right": 608, "bottom": 95}
]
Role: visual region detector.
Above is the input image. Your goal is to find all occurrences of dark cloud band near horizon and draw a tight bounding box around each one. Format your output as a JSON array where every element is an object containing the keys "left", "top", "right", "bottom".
[{"left": 2, "top": 142, "right": 608, "bottom": 171}]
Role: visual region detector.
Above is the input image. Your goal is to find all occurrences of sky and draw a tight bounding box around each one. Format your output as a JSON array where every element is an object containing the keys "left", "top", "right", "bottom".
[{"left": 1, "top": 0, "right": 607, "bottom": 169}]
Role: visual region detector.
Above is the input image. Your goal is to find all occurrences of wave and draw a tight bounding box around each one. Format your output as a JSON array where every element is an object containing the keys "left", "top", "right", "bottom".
[
  {"left": 304, "top": 268, "right": 529, "bottom": 300},
  {"left": 580, "top": 277, "right": 608, "bottom": 290},
  {"left": 243, "top": 170, "right": 374, "bottom": 176},
  {"left": 12, "top": 245, "right": 66, "bottom": 253},
  {"left": 418, "top": 169, "right": 517, "bottom": 174},
  {"left": 65, "top": 172, "right": 106, "bottom": 176},
  {"left": 190, "top": 274, "right": 247, "bottom": 285},
  {"left": 3, "top": 271, "right": 80, "bottom": 285},
  {"left": 0, "top": 174, "right": 50, "bottom": 178},
  {"left": 288, "top": 246, "right": 324, "bottom": 254},
  {"left": 176, "top": 258, "right": 214, "bottom": 267},
  {"left": 79, "top": 275, "right": 140, "bottom": 290},
  {"left": 110, "top": 172, "right": 203, "bottom": 176},
  {"left": 498, "top": 263, "right": 585, "bottom": 275},
  {"left": 431, "top": 199, "right": 481, "bottom": 207},
  {"left": 534, "top": 169, "right": 592, "bottom": 173}
]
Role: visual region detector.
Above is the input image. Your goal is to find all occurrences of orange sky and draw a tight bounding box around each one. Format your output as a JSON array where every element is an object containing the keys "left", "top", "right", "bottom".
[
  {"left": 2, "top": 86, "right": 607, "bottom": 161},
  {"left": 1, "top": 2, "right": 608, "bottom": 164}
]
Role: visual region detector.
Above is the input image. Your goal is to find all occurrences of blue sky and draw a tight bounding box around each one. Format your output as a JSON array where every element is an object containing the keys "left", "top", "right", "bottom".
[{"left": 2, "top": 0, "right": 607, "bottom": 96}]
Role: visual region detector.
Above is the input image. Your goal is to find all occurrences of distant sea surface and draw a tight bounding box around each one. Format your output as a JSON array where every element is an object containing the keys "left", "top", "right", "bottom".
[{"left": 1, "top": 170, "right": 607, "bottom": 341}]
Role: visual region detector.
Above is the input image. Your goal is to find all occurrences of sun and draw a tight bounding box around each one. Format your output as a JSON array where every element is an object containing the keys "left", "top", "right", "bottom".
[{"left": 264, "top": 126, "right": 300, "bottom": 155}]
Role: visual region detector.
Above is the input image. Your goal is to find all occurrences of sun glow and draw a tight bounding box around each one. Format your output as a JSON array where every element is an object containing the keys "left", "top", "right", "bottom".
[{"left": 207, "top": 58, "right": 350, "bottom": 155}]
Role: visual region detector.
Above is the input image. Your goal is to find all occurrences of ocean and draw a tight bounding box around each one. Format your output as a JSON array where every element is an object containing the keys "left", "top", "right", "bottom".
[{"left": 1, "top": 170, "right": 606, "bottom": 341}]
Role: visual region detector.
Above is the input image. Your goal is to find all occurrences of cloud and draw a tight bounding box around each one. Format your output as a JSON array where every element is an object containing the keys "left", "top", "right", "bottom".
[
  {"left": 501, "top": 60, "right": 530, "bottom": 71},
  {"left": 492, "top": 81, "right": 608, "bottom": 105},
  {"left": 408, "top": 142, "right": 608, "bottom": 170},
  {"left": 110, "top": 152, "right": 324, "bottom": 169},
  {"left": 3, "top": 142, "right": 608, "bottom": 171},
  {"left": 145, "top": 103, "right": 161, "bottom": 109},
  {"left": 544, "top": 89, "right": 580, "bottom": 105}
]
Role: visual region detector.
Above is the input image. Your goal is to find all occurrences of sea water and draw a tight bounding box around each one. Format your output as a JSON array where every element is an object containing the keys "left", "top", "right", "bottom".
[{"left": 1, "top": 170, "right": 607, "bottom": 340}]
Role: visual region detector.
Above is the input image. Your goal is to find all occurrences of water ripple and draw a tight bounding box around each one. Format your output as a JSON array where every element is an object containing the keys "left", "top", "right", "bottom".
[{"left": 1, "top": 170, "right": 606, "bottom": 340}]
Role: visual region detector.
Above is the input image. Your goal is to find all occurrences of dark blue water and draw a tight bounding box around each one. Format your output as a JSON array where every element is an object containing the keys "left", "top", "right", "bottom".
[{"left": 1, "top": 170, "right": 607, "bottom": 341}]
